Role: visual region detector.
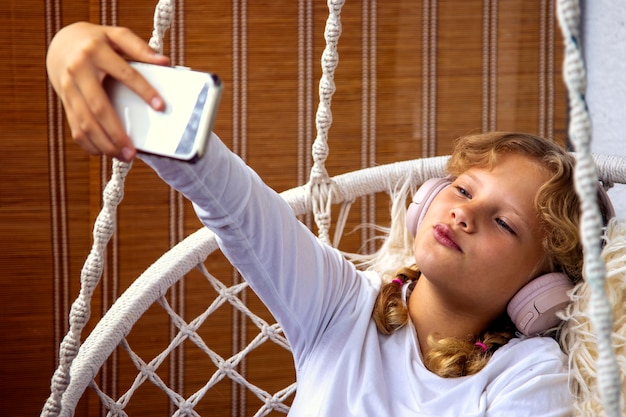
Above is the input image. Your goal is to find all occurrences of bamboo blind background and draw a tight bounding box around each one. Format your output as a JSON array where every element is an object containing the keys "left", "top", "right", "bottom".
[{"left": 0, "top": 0, "right": 566, "bottom": 415}]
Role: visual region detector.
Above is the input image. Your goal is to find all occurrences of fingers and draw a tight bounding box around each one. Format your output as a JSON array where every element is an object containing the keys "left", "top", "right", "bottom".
[
  {"left": 104, "top": 26, "right": 170, "bottom": 111},
  {"left": 62, "top": 73, "right": 135, "bottom": 160},
  {"left": 47, "top": 22, "right": 171, "bottom": 160},
  {"left": 61, "top": 46, "right": 133, "bottom": 159}
]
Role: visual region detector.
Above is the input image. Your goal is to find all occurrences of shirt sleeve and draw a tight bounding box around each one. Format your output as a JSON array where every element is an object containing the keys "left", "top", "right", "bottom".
[{"left": 139, "top": 132, "right": 368, "bottom": 367}]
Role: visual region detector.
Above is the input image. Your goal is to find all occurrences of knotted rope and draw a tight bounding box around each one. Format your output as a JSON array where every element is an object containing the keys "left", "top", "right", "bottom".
[
  {"left": 42, "top": 161, "right": 132, "bottom": 417},
  {"left": 308, "top": 0, "right": 345, "bottom": 245},
  {"left": 148, "top": 0, "right": 175, "bottom": 53},
  {"left": 556, "top": 0, "right": 621, "bottom": 415},
  {"left": 41, "top": 2, "right": 175, "bottom": 415}
]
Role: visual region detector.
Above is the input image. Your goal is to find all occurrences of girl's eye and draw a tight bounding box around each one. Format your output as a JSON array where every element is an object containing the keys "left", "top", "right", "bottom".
[
  {"left": 455, "top": 186, "right": 471, "bottom": 198},
  {"left": 496, "top": 218, "right": 516, "bottom": 235}
]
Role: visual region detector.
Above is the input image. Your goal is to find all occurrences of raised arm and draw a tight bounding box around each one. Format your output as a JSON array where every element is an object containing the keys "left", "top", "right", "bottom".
[
  {"left": 47, "top": 23, "right": 372, "bottom": 366},
  {"left": 139, "top": 136, "right": 372, "bottom": 366}
]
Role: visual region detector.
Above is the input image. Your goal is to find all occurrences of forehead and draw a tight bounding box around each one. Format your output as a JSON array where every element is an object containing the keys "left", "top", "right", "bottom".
[{"left": 464, "top": 152, "right": 548, "bottom": 184}]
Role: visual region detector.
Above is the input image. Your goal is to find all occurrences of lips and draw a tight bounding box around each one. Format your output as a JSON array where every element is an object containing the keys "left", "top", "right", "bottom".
[{"left": 432, "top": 224, "right": 462, "bottom": 252}]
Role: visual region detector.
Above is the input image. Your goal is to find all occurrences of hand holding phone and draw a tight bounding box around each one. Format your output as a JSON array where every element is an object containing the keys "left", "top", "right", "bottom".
[{"left": 104, "top": 62, "right": 222, "bottom": 161}]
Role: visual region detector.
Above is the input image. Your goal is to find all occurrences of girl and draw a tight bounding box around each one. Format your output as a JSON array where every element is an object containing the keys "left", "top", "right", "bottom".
[{"left": 48, "top": 22, "right": 591, "bottom": 416}]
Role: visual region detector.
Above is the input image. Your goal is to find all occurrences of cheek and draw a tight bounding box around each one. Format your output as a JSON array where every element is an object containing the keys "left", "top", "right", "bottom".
[
  {"left": 412, "top": 230, "right": 441, "bottom": 272},
  {"left": 493, "top": 244, "right": 545, "bottom": 285},
  {"left": 411, "top": 234, "right": 421, "bottom": 260},
  {"left": 412, "top": 223, "right": 430, "bottom": 254}
]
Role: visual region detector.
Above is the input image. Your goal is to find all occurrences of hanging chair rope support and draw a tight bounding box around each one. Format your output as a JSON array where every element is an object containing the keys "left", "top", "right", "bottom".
[
  {"left": 41, "top": 2, "right": 175, "bottom": 415},
  {"left": 308, "top": 0, "right": 345, "bottom": 245},
  {"left": 148, "top": 0, "right": 175, "bottom": 53},
  {"left": 556, "top": 1, "right": 621, "bottom": 415},
  {"left": 41, "top": 161, "right": 132, "bottom": 417}
]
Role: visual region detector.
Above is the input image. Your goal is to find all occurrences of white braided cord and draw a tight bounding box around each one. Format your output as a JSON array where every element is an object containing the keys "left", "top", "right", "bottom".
[
  {"left": 148, "top": 0, "right": 175, "bottom": 54},
  {"left": 308, "top": 0, "right": 345, "bottom": 245},
  {"left": 88, "top": 264, "right": 294, "bottom": 417},
  {"left": 41, "top": 161, "right": 132, "bottom": 417},
  {"left": 41, "top": 3, "right": 175, "bottom": 416},
  {"left": 557, "top": 1, "right": 621, "bottom": 415}
]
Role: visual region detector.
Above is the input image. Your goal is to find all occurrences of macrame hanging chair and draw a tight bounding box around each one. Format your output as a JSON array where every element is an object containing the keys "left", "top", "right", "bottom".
[{"left": 42, "top": 0, "right": 626, "bottom": 416}]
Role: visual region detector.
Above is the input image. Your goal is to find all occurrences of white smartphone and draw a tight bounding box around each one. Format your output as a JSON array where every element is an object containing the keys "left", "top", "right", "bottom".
[{"left": 104, "top": 61, "right": 222, "bottom": 161}]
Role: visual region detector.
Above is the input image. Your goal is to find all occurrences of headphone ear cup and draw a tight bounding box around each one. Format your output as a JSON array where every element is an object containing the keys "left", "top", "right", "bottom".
[
  {"left": 406, "top": 178, "right": 452, "bottom": 237},
  {"left": 507, "top": 272, "right": 574, "bottom": 336}
]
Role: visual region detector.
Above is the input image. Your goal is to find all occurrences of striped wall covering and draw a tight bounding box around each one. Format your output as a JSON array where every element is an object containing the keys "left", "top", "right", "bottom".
[{"left": 1, "top": 1, "right": 566, "bottom": 415}]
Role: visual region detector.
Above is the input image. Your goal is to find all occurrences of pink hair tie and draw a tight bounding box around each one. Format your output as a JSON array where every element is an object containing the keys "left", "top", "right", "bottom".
[
  {"left": 474, "top": 341, "right": 488, "bottom": 353},
  {"left": 391, "top": 278, "right": 404, "bottom": 286}
]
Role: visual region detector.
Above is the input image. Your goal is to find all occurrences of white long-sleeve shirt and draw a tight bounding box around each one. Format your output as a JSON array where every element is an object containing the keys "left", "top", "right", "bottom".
[{"left": 140, "top": 132, "right": 573, "bottom": 416}]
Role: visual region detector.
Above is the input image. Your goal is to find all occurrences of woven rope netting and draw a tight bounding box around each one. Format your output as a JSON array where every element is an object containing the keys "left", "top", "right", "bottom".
[{"left": 42, "top": 0, "right": 625, "bottom": 416}]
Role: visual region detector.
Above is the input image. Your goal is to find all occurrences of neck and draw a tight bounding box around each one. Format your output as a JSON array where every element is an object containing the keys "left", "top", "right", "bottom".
[{"left": 407, "top": 277, "right": 495, "bottom": 356}]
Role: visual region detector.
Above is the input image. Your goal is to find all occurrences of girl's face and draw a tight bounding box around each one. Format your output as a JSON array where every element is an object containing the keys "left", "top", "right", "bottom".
[{"left": 412, "top": 152, "right": 550, "bottom": 318}]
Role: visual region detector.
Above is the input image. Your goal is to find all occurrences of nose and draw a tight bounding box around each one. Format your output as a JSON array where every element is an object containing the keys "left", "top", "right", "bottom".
[{"left": 450, "top": 204, "right": 475, "bottom": 232}]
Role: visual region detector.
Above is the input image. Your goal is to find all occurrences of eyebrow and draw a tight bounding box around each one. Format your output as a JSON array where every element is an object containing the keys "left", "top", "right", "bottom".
[{"left": 462, "top": 171, "right": 535, "bottom": 233}]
